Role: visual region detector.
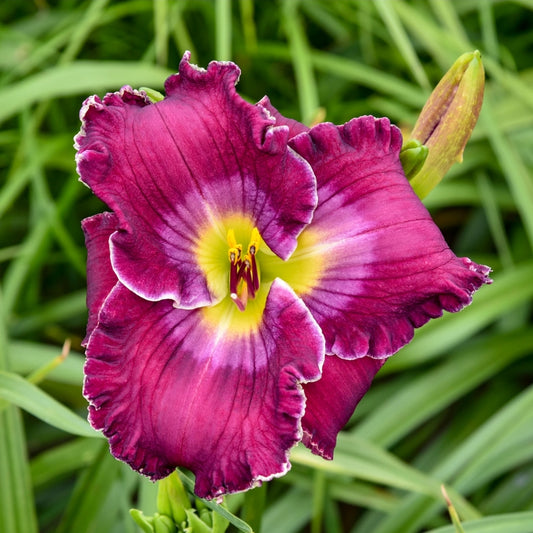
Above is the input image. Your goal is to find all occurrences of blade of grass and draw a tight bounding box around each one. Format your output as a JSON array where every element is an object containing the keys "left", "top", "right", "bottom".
[
  {"left": 311, "top": 470, "right": 326, "bottom": 533},
  {"left": 446, "top": 386, "right": 533, "bottom": 493},
  {"left": 260, "top": 487, "right": 312, "bottom": 533},
  {"left": 355, "top": 328, "right": 533, "bottom": 446},
  {"left": 8, "top": 290, "right": 87, "bottom": 337},
  {"left": 300, "top": 1, "right": 351, "bottom": 43},
  {"left": 56, "top": 442, "right": 121, "bottom": 533},
  {"left": 0, "top": 371, "right": 100, "bottom": 438},
  {"left": 242, "top": 483, "right": 267, "bottom": 533},
  {"left": 476, "top": 173, "right": 514, "bottom": 269},
  {"left": 0, "top": 135, "right": 66, "bottom": 220},
  {"left": 58, "top": 0, "right": 110, "bottom": 65},
  {"left": 428, "top": 0, "right": 469, "bottom": 44},
  {"left": 356, "top": 0, "right": 377, "bottom": 64},
  {"left": 22, "top": 111, "right": 86, "bottom": 278},
  {"left": 170, "top": 1, "right": 197, "bottom": 61},
  {"left": 478, "top": 1, "right": 499, "bottom": 60},
  {"left": 425, "top": 512, "right": 533, "bottom": 533},
  {"left": 0, "top": 61, "right": 172, "bottom": 125},
  {"left": 153, "top": 0, "right": 169, "bottom": 65},
  {"left": 0, "top": 406, "right": 39, "bottom": 533},
  {"left": 392, "top": 1, "right": 533, "bottom": 111},
  {"left": 285, "top": 468, "right": 398, "bottom": 512},
  {"left": 374, "top": 0, "right": 430, "bottom": 89},
  {"left": 291, "top": 435, "right": 479, "bottom": 521},
  {"left": 481, "top": 97, "right": 533, "bottom": 251},
  {"left": 30, "top": 437, "right": 102, "bottom": 489},
  {"left": 423, "top": 179, "right": 514, "bottom": 211},
  {"left": 0, "top": 288, "right": 38, "bottom": 533},
  {"left": 310, "top": 50, "right": 426, "bottom": 108},
  {"left": 282, "top": 0, "right": 320, "bottom": 124},
  {"left": 8, "top": 340, "right": 84, "bottom": 386},
  {"left": 239, "top": 0, "right": 257, "bottom": 51},
  {"left": 216, "top": 0, "right": 232, "bottom": 61},
  {"left": 369, "top": 386, "right": 533, "bottom": 533}
]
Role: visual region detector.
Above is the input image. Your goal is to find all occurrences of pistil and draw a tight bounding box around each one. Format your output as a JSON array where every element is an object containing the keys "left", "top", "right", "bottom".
[{"left": 227, "top": 227, "right": 261, "bottom": 311}]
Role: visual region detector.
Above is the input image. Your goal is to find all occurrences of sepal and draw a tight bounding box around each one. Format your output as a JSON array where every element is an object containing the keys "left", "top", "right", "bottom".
[{"left": 400, "top": 139, "right": 428, "bottom": 181}]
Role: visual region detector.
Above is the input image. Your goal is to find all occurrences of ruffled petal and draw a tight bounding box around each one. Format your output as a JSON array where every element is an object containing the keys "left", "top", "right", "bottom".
[
  {"left": 84, "top": 278, "right": 324, "bottom": 499},
  {"left": 257, "top": 96, "right": 309, "bottom": 138},
  {"left": 75, "top": 52, "right": 317, "bottom": 309},
  {"left": 81, "top": 212, "right": 120, "bottom": 344},
  {"left": 290, "top": 116, "right": 491, "bottom": 358},
  {"left": 301, "top": 354, "right": 385, "bottom": 459}
]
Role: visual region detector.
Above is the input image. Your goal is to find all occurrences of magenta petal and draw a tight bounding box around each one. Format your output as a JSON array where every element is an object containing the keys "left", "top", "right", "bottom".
[
  {"left": 302, "top": 354, "right": 385, "bottom": 459},
  {"left": 81, "top": 212, "right": 119, "bottom": 344},
  {"left": 83, "top": 279, "right": 324, "bottom": 499},
  {"left": 257, "top": 96, "right": 309, "bottom": 138},
  {"left": 75, "top": 52, "right": 316, "bottom": 308},
  {"left": 290, "top": 116, "right": 491, "bottom": 358}
]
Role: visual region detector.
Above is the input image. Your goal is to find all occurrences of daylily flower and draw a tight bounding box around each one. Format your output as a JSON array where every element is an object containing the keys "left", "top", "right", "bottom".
[{"left": 75, "top": 52, "right": 491, "bottom": 499}]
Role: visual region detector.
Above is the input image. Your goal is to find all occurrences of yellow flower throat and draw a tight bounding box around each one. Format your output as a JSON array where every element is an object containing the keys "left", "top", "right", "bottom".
[
  {"left": 226, "top": 227, "right": 261, "bottom": 311},
  {"left": 196, "top": 213, "right": 324, "bottom": 333}
]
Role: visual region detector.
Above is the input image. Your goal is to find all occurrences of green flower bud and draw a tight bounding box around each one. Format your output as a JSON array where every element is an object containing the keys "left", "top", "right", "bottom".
[
  {"left": 157, "top": 471, "right": 191, "bottom": 525},
  {"left": 400, "top": 139, "right": 429, "bottom": 181},
  {"left": 198, "top": 508, "right": 212, "bottom": 527},
  {"left": 140, "top": 86, "right": 165, "bottom": 102},
  {"left": 185, "top": 509, "right": 213, "bottom": 533},
  {"left": 129, "top": 509, "right": 155, "bottom": 533},
  {"left": 408, "top": 51, "right": 485, "bottom": 198},
  {"left": 153, "top": 513, "right": 176, "bottom": 533}
]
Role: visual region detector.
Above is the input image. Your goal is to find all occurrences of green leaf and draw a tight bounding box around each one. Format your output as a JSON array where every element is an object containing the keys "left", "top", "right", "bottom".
[
  {"left": 291, "top": 437, "right": 477, "bottom": 520},
  {"left": 56, "top": 443, "right": 122, "bottom": 533},
  {"left": 30, "top": 438, "right": 102, "bottom": 489},
  {"left": 0, "top": 406, "right": 39, "bottom": 533},
  {"left": 355, "top": 328, "right": 533, "bottom": 446},
  {"left": 0, "top": 370, "right": 100, "bottom": 438},
  {"left": 0, "top": 61, "right": 172, "bottom": 124},
  {"left": 7, "top": 341, "right": 84, "bottom": 385},
  {"left": 0, "top": 288, "right": 38, "bottom": 533},
  {"left": 425, "top": 512, "right": 533, "bottom": 533}
]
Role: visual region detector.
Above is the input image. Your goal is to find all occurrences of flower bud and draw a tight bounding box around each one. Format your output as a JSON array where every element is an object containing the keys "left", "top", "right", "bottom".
[
  {"left": 156, "top": 471, "right": 191, "bottom": 526},
  {"left": 129, "top": 509, "right": 155, "bottom": 533},
  {"left": 408, "top": 51, "right": 485, "bottom": 198},
  {"left": 185, "top": 509, "right": 214, "bottom": 533},
  {"left": 153, "top": 513, "right": 176, "bottom": 533},
  {"left": 140, "top": 86, "right": 165, "bottom": 102},
  {"left": 400, "top": 139, "right": 428, "bottom": 181}
]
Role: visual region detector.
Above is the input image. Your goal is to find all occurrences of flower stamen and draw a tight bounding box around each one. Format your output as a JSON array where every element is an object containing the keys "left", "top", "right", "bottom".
[{"left": 227, "top": 227, "right": 261, "bottom": 311}]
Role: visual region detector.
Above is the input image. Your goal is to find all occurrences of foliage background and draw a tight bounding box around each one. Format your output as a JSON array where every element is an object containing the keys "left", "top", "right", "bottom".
[{"left": 1, "top": 1, "right": 533, "bottom": 532}]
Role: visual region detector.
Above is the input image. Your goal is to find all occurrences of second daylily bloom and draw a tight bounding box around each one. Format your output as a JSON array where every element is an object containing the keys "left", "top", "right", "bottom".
[{"left": 76, "top": 52, "right": 491, "bottom": 499}]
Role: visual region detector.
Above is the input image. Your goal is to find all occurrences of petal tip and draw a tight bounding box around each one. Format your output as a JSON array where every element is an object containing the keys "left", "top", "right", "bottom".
[{"left": 164, "top": 51, "right": 241, "bottom": 96}]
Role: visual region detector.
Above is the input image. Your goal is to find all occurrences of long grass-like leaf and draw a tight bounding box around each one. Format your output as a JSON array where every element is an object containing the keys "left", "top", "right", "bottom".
[
  {"left": 7, "top": 341, "right": 84, "bottom": 385},
  {"left": 0, "top": 61, "right": 172, "bottom": 125},
  {"left": 282, "top": 0, "right": 320, "bottom": 124},
  {"left": 356, "top": 328, "right": 533, "bottom": 446},
  {"left": 425, "top": 512, "right": 533, "bottom": 533},
  {"left": 0, "top": 371, "right": 99, "bottom": 438},
  {"left": 374, "top": 0, "right": 430, "bottom": 89},
  {"left": 0, "top": 289, "right": 38, "bottom": 533}
]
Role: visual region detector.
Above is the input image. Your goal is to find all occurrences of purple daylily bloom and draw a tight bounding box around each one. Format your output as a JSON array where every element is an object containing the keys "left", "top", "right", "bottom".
[{"left": 76, "top": 52, "right": 491, "bottom": 499}]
